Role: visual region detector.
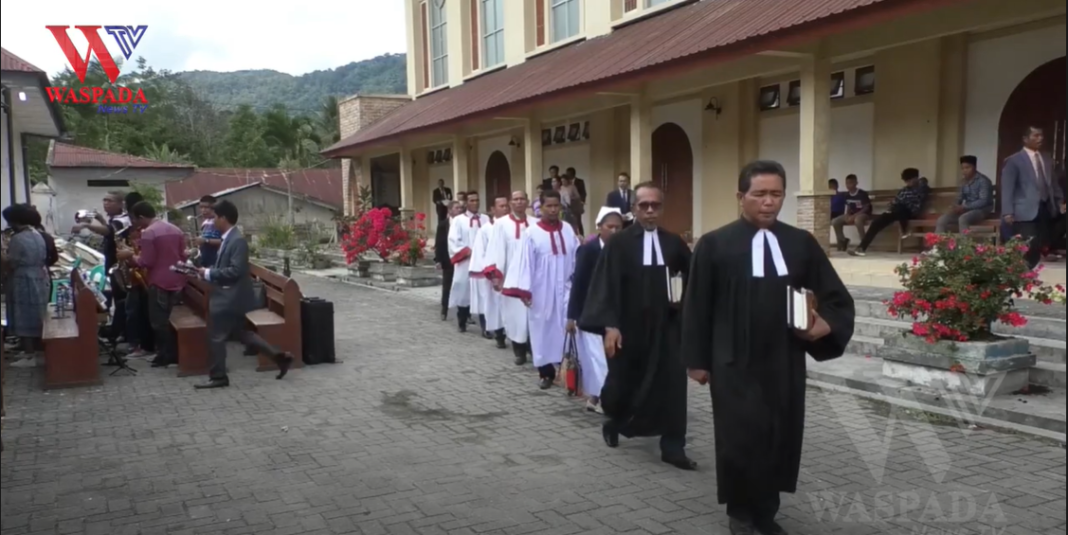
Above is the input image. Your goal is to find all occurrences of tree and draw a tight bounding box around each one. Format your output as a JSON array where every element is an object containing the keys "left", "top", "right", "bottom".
[
  {"left": 224, "top": 105, "right": 274, "bottom": 167},
  {"left": 143, "top": 142, "right": 192, "bottom": 164}
]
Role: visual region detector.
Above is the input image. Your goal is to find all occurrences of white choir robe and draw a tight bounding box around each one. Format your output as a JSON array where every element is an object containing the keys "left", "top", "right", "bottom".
[
  {"left": 485, "top": 215, "right": 536, "bottom": 343},
  {"left": 502, "top": 221, "right": 577, "bottom": 368},
  {"left": 447, "top": 212, "right": 490, "bottom": 309},
  {"left": 469, "top": 222, "right": 501, "bottom": 329}
]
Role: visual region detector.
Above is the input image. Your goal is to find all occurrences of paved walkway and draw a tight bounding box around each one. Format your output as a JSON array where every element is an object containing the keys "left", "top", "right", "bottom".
[{"left": 1, "top": 276, "right": 1064, "bottom": 535}]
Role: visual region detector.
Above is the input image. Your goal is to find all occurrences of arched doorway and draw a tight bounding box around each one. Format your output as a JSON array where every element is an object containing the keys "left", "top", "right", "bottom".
[
  {"left": 996, "top": 57, "right": 1066, "bottom": 213},
  {"left": 652, "top": 123, "right": 694, "bottom": 236},
  {"left": 484, "top": 151, "right": 511, "bottom": 210}
]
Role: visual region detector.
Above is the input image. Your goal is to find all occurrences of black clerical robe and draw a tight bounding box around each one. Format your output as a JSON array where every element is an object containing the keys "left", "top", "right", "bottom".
[
  {"left": 680, "top": 219, "right": 854, "bottom": 505},
  {"left": 580, "top": 224, "right": 691, "bottom": 440}
]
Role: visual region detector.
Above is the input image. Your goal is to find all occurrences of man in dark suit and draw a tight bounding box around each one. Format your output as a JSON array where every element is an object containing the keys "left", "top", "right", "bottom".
[
  {"left": 435, "top": 200, "right": 462, "bottom": 321},
  {"left": 568, "top": 207, "right": 624, "bottom": 413},
  {"left": 565, "top": 167, "right": 587, "bottom": 203},
  {"left": 1002, "top": 126, "right": 1065, "bottom": 269},
  {"left": 432, "top": 179, "right": 453, "bottom": 225},
  {"left": 541, "top": 165, "right": 562, "bottom": 191},
  {"left": 194, "top": 200, "right": 294, "bottom": 389},
  {"left": 604, "top": 173, "right": 635, "bottom": 226}
]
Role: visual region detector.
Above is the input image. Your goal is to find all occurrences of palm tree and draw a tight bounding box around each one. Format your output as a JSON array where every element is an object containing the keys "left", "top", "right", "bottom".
[{"left": 143, "top": 142, "right": 193, "bottom": 164}]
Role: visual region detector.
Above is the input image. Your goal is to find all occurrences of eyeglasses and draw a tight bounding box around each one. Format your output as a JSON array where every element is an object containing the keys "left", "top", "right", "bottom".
[{"left": 637, "top": 201, "right": 662, "bottom": 211}]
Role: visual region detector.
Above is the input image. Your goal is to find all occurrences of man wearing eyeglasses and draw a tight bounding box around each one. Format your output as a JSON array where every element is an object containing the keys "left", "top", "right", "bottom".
[{"left": 580, "top": 182, "right": 695, "bottom": 471}]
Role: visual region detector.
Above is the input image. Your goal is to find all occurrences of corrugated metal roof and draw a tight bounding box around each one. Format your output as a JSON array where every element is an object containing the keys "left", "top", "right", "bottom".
[
  {"left": 325, "top": 0, "right": 956, "bottom": 155},
  {"left": 165, "top": 168, "right": 343, "bottom": 209},
  {"left": 1, "top": 47, "right": 44, "bottom": 73},
  {"left": 49, "top": 142, "right": 195, "bottom": 169}
]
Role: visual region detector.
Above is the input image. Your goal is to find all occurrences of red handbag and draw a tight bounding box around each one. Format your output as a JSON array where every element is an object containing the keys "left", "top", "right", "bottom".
[{"left": 562, "top": 333, "right": 582, "bottom": 397}]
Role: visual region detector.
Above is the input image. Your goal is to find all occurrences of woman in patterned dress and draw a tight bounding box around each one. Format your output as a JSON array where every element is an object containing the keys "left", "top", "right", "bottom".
[{"left": 2, "top": 204, "right": 51, "bottom": 355}]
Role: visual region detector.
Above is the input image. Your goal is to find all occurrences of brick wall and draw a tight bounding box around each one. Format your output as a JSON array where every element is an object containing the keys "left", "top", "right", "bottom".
[
  {"left": 338, "top": 94, "right": 410, "bottom": 216},
  {"left": 796, "top": 194, "right": 832, "bottom": 253}
]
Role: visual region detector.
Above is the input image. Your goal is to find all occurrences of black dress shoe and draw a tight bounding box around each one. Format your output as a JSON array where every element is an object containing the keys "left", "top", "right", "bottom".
[
  {"left": 661, "top": 453, "right": 698, "bottom": 471},
  {"left": 195, "top": 379, "right": 230, "bottom": 389},
  {"left": 514, "top": 355, "right": 527, "bottom": 365},
  {"left": 754, "top": 520, "right": 787, "bottom": 535},
  {"left": 482, "top": 331, "right": 494, "bottom": 340},
  {"left": 729, "top": 518, "right": 756, "bottom": 535},
  {"left": 274, "top": 352, "right": 294, "bottom": 380},
  {"left": 496, "top": 339, "right": 507, "bottom": 349},
  {"left": 440, "top": 311, "right": 448, "bottom": 321},
  {"left": 458, "top": 325, "right": 467, "bottom": 333},
  {"left": 538, "top": 377, "right": 553, "bottom": 390},
  {"left": 602, "top": 423, "right": 619, "bottom": 448}
]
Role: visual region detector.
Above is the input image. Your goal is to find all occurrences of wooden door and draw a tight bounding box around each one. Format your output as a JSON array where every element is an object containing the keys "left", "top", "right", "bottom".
[
  {"left": 484, "top": 151, "right": 511, "bottom": 210},
  {"left": 996, "top": 57, "right": 1066, "bottom": 213},
  {"left": 652, "top": 123, "right": 694, "bottom": 236}
]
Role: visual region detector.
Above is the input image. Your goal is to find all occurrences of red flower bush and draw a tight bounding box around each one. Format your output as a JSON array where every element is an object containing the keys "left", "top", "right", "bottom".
[
  {"left": 886, "top": 232, "right": 1057, "bottom": 343},
  {"left": 341, "top": 209, "right": 428, "bottom": 266}
]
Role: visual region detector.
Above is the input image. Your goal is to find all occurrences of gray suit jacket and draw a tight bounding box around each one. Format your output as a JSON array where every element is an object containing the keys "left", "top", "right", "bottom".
[
  {"left": 207, "top": 228, "right": 255, "bottom": 319},
  {"left": 1002, "top": 149, "right": 1061, "bottom": 222}
]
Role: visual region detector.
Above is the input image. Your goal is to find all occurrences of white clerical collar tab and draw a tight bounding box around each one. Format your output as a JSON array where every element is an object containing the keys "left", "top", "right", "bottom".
[
  {"left": 752, "top": 229, "right": 788, "bottom": 277},
  {"left": 643, "top": 229, "right": 664, "bottom": 266}
]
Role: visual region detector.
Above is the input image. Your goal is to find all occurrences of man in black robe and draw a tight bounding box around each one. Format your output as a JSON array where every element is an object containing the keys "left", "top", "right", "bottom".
[
  {"left": 580, "top": 182, "right": 696, "bottom": 471},
  {"left": 435, "top": 201, "right": 462, "bottom": 321},
  {"left": 681, "top": 160, "right": 855, "bottom": 535}
]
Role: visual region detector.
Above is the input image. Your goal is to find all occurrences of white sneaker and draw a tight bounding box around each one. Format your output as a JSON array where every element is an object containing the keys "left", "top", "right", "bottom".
[{"left": 586, "top": 399, "right": 604, "bottom": 414}]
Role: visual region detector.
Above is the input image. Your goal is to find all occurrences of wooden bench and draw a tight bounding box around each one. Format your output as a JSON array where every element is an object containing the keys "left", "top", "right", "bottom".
[
  {"left": 868, "top": 188, "right": 1001, "bottom": 253},
  {"left": 171, "top": 278, "right": 211, "bottom": 377},
  {"left": 42, "top": 269, "right": 102, "bottom": 389},
  {"left": 249, "top": 264, "right": 303, "bottom": 372}
]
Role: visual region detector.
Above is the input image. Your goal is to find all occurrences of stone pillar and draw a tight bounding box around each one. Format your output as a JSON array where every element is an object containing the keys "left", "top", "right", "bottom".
[
  {"left": 797, "top": 54, "right": 832, "bottom": 252},
  {"left": 452, "top": 136, "right": 470, "bottom": 195},
  {"left": 399, "top": 146, "right": 414, "bottom": 216},
  {"left": 523, "top": 116, "right": 542, "bottom": 198},
  {"left": 630, "top": 93, "right": 652, "bottom": 186},
  {"left": 342, "top": 158, "right": 363, "bottom": 216},
  {"left": 336, "top": 94, "right": 410, "bottom": 215}
]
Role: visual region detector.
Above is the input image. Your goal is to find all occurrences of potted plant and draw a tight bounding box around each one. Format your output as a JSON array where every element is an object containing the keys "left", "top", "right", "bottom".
[
  {"left": 343, "top": 207, "right": 405, "bottom": 281},
  {"left": 392, "top": 213, "right": 438, "bottom": 287},
  {"left": 878, "top": 232, "right": 1058, "bottom": 396}
]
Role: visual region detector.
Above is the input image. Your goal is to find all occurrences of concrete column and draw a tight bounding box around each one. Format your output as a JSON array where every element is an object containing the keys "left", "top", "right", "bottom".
[
  {"left": 797, "top": 54, "right": 832, "bottom": 252},
  {"left": 523, "top": 116, "right": 543, "bottom": 198},
  {"left": 936, "top": 34, "right": 967, "bottom": 188},
  {"left": 452, "top": 136, "right": 470, "bottom": 195},
  {"left": 446, "top": 0, "right": 466, "bottom": 86},
  {"left": 399, "top": 147, "right": 415, "bottom": 218},
  {"left": 629, "top": 93, "right": 652, "bottom": 186}
]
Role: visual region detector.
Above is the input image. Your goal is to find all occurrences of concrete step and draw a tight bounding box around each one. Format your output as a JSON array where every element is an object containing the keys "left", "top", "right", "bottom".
[
  {"left": 1031, "top": 362, "right": 1067, "bottom": 389},
  {"left": 854, "top": 298, "right": 1066, "bottom": 342},
  {"left": 807, "top": 355, "right": 1066, "bottom": 439},
  {"left": 853, "top": 316, "right": 1065, "bottom": 364}
]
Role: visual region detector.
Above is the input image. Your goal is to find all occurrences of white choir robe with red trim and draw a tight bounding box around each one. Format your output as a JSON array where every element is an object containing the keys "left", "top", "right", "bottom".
[
  {"left": 502, "top": 220, "right": 577, "bottom": 368},
  {"left": 469, "top": 221, "right": 501, "bottom": 329},
  {"left": 484, "top": 214, "right": 537, "bottom": 344},
  {"left": 447, "top": 212, "right": 490, "bottom": 309}
]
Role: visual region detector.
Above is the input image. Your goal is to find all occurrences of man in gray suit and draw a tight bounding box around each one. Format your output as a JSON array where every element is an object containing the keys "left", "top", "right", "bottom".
[
  {"left": 1002, "top": 126, "right": 1066, "bottom": 269},
  {"left": 193, "top": 200, "right": 293, "bottom": 389}
]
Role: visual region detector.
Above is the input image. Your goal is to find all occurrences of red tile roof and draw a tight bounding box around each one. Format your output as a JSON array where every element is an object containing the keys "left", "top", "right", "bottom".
[
  {"left": 325, "top": 0, "right": 962, "bottom": 156},
  {"left": 1, "top": 47, "right": 44, "bottom": 73},
  {"left": 49, "top": 142, "right": 195, "bottom": 169},
  {"left": 165, "top": 168, "right": 344, "bottom": 209}
]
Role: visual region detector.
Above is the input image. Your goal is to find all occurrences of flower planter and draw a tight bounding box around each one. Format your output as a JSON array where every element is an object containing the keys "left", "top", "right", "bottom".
[
  {"left": 877, "top": 333, "right": 1034, "bottom": 397},
  {"left": 348, "top": 259, "right": 371, "bottom": 278},
  {"left": 368, "top": 262, "right": 397, "bottom": 282},
  {"left": 395, "top": 265, "right": 439, "bottom": 288}
]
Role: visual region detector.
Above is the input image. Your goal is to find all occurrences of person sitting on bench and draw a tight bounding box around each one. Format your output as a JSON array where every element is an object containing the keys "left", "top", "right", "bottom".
[
  {"left": 831, "top": 175, "right": 872, "bottom": 252},
  {"left": 935, "top": 155, "right": 993, "bottom": 234},
  {"left": 849, "top": 168, "right": 928, "bottom": 257}
]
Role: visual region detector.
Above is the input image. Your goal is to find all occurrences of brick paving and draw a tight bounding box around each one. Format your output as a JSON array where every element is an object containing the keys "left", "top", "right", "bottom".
[{"left": 1, "top": 275, "right": 1064, "bottom": 535}]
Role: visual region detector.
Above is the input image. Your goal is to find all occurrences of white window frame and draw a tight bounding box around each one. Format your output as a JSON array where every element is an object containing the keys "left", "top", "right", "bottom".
[
  {"left": 549, "top": 0, "right": 581, "bottom": 43},
  {"left": 481, "top": 0, "right": 504, "bottom": 69},
  {"left": 646, "top": 0, "right": 671, "bottom": 6},
  {"left": 429, "top": 0, "right": 449, "bottom": 87}
]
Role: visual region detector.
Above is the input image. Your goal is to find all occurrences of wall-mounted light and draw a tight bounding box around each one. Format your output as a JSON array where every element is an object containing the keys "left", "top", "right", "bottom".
[
  {"left": 704, "top": 97, "right": 722, "bottom": 117},
  {"left": 18, "top": 92, "right": 27, "bottom": 101},
  {"left": 508, "top": 136, "right": 521, "bottom": 148}
]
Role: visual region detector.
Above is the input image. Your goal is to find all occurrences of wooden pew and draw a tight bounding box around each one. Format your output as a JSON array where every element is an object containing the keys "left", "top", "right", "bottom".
[
  {"left": 248, "top": 264, "right": 303, "bottom": 372},
  {"left": 171, "top": 278, "right": 211, "bottom": 377},
  {"left": 868, "top": 187, "right": 1001, "bottom": 253},
  {"left": 42, "top": 270, "right": 102, "bottom": 389}
]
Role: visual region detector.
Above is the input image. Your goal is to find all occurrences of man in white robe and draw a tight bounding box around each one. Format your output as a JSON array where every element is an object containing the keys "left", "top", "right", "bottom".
[
  {"left": 567, "top": 207, "right": 623, "bottom": 413},
  {"left": 485, "top": 191, "right": 536, "bottom": 365},
  {"left": 448, "top": 192, "right": 490, "bottom": 332},
  {"left": 502, "top": 190, "right": 577, "bottom": 390},
  {"left": 471, "top": 196, "right": 510, "bottom": 347}
]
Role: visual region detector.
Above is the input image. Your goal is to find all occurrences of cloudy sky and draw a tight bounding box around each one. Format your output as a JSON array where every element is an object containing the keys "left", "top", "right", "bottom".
[{"left": 1, "top": 0, "right": 407, "bottom": 77}]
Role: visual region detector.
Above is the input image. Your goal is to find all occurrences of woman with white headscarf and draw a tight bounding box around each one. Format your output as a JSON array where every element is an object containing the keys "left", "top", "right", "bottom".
[{"left": 566, "top": 207, "right": 625, "bottom": 412}]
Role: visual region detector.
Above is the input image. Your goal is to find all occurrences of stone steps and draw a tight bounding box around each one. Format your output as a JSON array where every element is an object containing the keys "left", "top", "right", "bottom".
[
  {"left": 852, "top": 315, "right": 1066, "bottom": 364},
  {"left": 807, "top": 355, "right": 1066, "bottom": 438},
  {"left": 854, "top": 299, "right": 1066, "bottom": 342}
]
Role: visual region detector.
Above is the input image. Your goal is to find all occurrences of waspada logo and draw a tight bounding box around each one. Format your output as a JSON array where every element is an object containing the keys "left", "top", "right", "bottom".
[{"left": 45, "top": 25, "right": 149, "bottom": 111}]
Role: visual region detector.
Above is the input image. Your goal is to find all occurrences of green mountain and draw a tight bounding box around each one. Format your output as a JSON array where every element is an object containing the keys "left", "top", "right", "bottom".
[{"left": 176, "top": 53, "right": 407, "bottom": 114}]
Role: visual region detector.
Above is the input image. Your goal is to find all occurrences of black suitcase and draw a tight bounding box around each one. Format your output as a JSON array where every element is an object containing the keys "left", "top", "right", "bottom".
[{"left": 301, "top": 297, "right": 335, "bottom": 364}]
